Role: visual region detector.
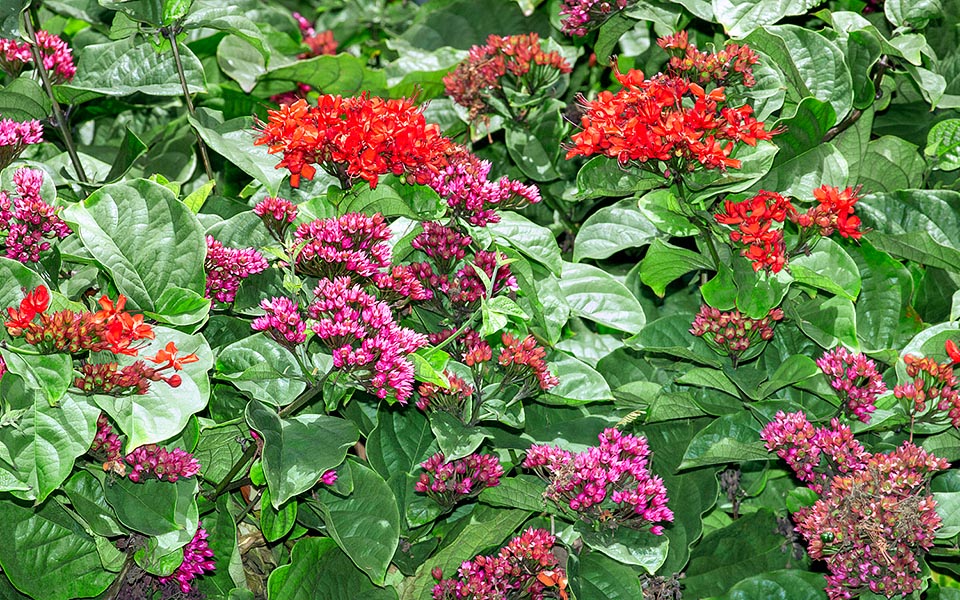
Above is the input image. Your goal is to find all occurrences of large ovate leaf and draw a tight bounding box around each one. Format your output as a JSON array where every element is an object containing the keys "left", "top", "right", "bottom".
[
  {"left": 569, "top": 551, "right": 646, "bottom": 600},
  {"left": 712, "top": 570, "right": 828, "bottom": 599},
  {"left": 575, "top": 198, "right": 661, "bottom": 262},
  {"left": 713, "top": 0, "right": 823, "bottom": 37},
  {"left": 789, "top": 238, "right": 861, "bottom": 301},
  {"left": 366, "top": 408, "right": 438, "bottom": 480},
  {"left": 558, "top": 262, "right": 646, "bottom": 334},
  {"left": 0, "top": 500, "right": 115, "bottom": 600},
  {"left": 64, "top": 37, "right": 205, "bottom": 97},
  {"left": 103, "top": 476, "right": 199, "bottom": 553},
  {"left": 217, "top": 334, "right": 307, "bottom": 406},
  {"left": 62, "top": 178, "right": 206, "bottom": 315},
  {"left": 0, "top": 350, "right": 72, "bottom": 407},
  {"left": 487, "top": 212, "right": 562, "bottom": 275},
  {"left": 267, "top": 537, "right": 397, "bottom": 600},
  {"left": 680, "top": 411, "right": 770, "bottom": 469},
  {"left": 246, "top": 399, "right": 359, "bottom": 507},
  {"left": 310, "top": 461, "right": 401, "bottom": 586},
  {"left": 0, "top": 77, "right": 51, "bottom": 122}
]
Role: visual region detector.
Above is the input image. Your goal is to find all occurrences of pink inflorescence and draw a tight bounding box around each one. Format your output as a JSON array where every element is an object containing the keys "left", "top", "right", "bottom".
[
  {"left": 429, "top": 150, "right": 541, "bottom": 227},
  {"left": 499, "top": 332, "right": 559, "bottom": 392},
  {"left": 0, "top": 120, "right": 43, "bottom": 172},
  {"left": 125, "top": 444, "right": 201, "bottom": 483},
  {"left": 293, "top": 212, "right": 392, "bottom": 279},
  {"left": 560, "top": 0, "right": 633, "bottom": 36},
  {"left": 309, "top": 276, "right": 427, "bottom": 403},
  {"left": 689, "top": 304, "right": 784, "bottom": 364},
  {"left": 524, "top": 428, "right": 673, "bottom": 534},
  {"left": 415, "top": 452, "right": 503, "bottom": 510},
  {"left": 373, "top": 264, "right": 433, "bottom": 306},
  {"left": 0, "top": 167, "right": 70, "bottom": 263},
  {"left": 253, "top": 196, "right": 298, "bottom": 240},
  {"left": 432, "top": 527, "right": 564, "bottom": 600},
  {"left": 320, "top": 469, "right": 338, "bottom": 485},
  {"left": 791, "top": 440, "right": 948, "bottom": 599},
  {"left": 816, "top": 347, "right": 887, "bottom": 423},
  {"left": 447, "top": 250, "right": 518, "bottom": 305},
  {"left": 411, "top": 221, "right": 473, "bottom": 274},
  {"left": 158, "top": 524, "right": 216, "bottom": 594},
  {"left": 0, "top": 31, "right": 75, "bottom": 83},
  {"left": 760, "top": 411, "right": 869, "bottom": 494},
  {"left": 90, "top": 413, "right": 124, "bottom": 471},
  {"left": 204, "top": 236, "right": 269, "bottom": 303},
  {"left": 251, "top": 296, "right": 307, "bottom": 346}
]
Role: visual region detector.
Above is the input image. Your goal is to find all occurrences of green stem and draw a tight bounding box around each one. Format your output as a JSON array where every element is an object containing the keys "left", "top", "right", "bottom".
[
  {"left": 209, "top": 442, "right": 257, "bottom": 501},
  {"left": 24, "top": 9, "right": 88, "bottom": 185},
  {"left": 163, "top": 25, "right": 215, "bottom": 182}
]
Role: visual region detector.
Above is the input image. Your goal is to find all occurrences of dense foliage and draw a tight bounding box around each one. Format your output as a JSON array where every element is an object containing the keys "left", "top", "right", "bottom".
[{"left": 1, "top": 0, "right": 960, "bottom": 599}]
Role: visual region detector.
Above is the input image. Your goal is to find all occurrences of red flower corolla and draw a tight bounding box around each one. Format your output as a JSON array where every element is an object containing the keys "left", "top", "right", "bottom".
[
  {"left": 947, "top": 339, "right": 960, "bottom": 364},
  {"left": 146, "top": 341, "right": 199, "bottom": 371},
  {"left": 567, "top": 59, "right": 776, "bottom": 174},
  {"left": 715, "top": 190, "right": 794, "bottom": 273},
  {"left": 791, "top": 184, "right": 863, "bottom": 240},
  {"left": 255, "top": 95, "right": 452, "bottom": 189}
]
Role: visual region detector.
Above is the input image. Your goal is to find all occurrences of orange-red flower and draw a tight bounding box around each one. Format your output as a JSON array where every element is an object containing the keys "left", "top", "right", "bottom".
[
  {"left": 147, "top": 341, "right": 199, "bottom": 371},
  {"left": 715, "top": 191, "right": 794, "bottom": 273},
  {"left": 4, "top": 285, "right": 49, "bottom": 334},
  {"left": 791, "top": 185, "right": 863, "bottom": 239},
  {"left": 947, "top": 339, "right": 960, "bottom": 364}
]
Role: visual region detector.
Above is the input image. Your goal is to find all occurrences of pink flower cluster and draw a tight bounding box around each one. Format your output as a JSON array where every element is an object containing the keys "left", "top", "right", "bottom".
[
  {"left": 415, "top": 452, "right": 503, "bottom": 510},
  {"left": 446, "top": 250, "right": 519, "bottom": 305},
  {"left": 432, "top": 528, "right": 564, "bottom": 600},
  {"left": 125, "top": 444, "right": 201, "bottom": 483},
  {"left": 309, "top": 276, "right": 427, "bottom": 403},
  {"left": 760, "top": 412, "right": 868, "bottom": 494},
  {"left": 524, "top": 428, "right": 673, "bottom": 534},
  {"left": 794, "top": 441, "right": 947, "bottom": 599},
  {"left": 689, "top": 305, "right": 784, "bottom": 365},
  {"left": 894, "top": 354, "right": 960, "bottom": 426},
  {"left": 560, "top": 0, "right": 633, "bottom": 36},
  {"left": 253, "top": 196, "right": 298, "bottom": 240},
  {"left": 204, "top": 236, "right": 269, "bottom": 303},
  {"left": 0, "top": 31, "right": 75, "bottom": 83},
  {"left": 817, "top": 347, "right": 887, "bottom": 423},
  {"left": 416, "top": 372, "right": 475, "bottom": 415},
  {"left": 0, "top": 167, "right": 70, "bottom": 262},
  {"left": 499, "top": 333, "right": 560, "bottom": 393},
  {"left": 293, "top": 212, "right": 392, "bottom": 279},
  {"left": 251, "top": 296, "right": 307, "bottom": 346},
  {"left": 158, "top": 524, "right": 216, "bottom": 593},
  {"left": 411, "top": 221, "right": 473, "bottom": 273},
  {"left": 0, "top": 118, "right": 43, "bottom": 171},
  {"left": 429, "top": 150, "right": 541, "bottom": 227},
  {"left": 372, "top": 264, "right": 433, "bottom": 307}
]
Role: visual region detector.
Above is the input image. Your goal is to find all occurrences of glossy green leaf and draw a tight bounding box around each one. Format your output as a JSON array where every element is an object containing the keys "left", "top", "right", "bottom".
[
  {"left": 629, "top": 313, "right": 723, "bottom": 368},
  {"left": 851, "top": 240, "right": 917, "bottom": 352},
  {"left": 711, "top": 569, "right": 828, "bottom": 600},
  {"left": 639, "top": 239, "right": 713, "bottom": 297},
  {"left": 578, "top": 525, "right": 670, "bottom": 572},
  {"left": 340, "top": 180, "right": 444, "bottom": 220},
  {"left": 575, "top": 156, "right": 665, "bottom": 200},
  {"left": 310, "top": 461, "right": 400, "bottom": 586},
  {"left": 263, "top": 54, "right": 388, "bottom": 96},
  {"left": 267, "top": 537, "right": 397, "bottom": 600},
  {"left": 505, "top": 108, "right": 566, "bottom": 182},
  {"left": 680, "top": 411, "right": 770, "bottom": 469},
  {"left": 884, "top": 0, "right": 942, "bottom": 28},
  {"left": 0, "top": 350, "right": 72, "bottom": 407},
  {"left": 0, "top": 500, "right": 115, "bottom": 600},
  {"left": 216, "top": 334, "right": 307, "bottom": 407},
  {"left": 713, "top": 0, "right": 822, "bottom": 37},
  {"left": 542, "top": 351, "right": 614, "bottom": 404},
  {"left": 559, "top": 261, "right": 646, "bottom": 334},
  {"left": 487, "top": 211, "right": 562, "bottom": 275},
  {"left": 574, "top": 198, "right": 661, "bottom": 262},
  {"left": 0, "top": 391, "right": 100, "bottom": 502},
  {"left": 65, "top": 37, "right": 204, "bottom": 96},
  {"left": 789, "top": 238, "right": 861, "bottom": 301},
  {"left": 62, "top": 178, "right": 206, "bottom": 314},
  {"left": 0, "top": 77, "right": 51, "bottom": 122},
  {"left": 260, "top": 487, "right": 297, "bottom": 542},
  {"left": 246, "top": 399, "right": 359, "bottom": 507},
  {"left": 104, "top": 476, "right": 198, "bottom": 545},
  {"left": 858, "top": 189, "right": 960, "bottom": 272},
  {"left": 927, "top": 118, "right": 960, "bottom": 171},
  {"left": 856, "top": 136, "right": 925, "bottom": 192},
  {"left": 429, "top": 411, "right": 488, "bottom": 461},
  {"left": 790, "top": 295, "right": 859, "bottom": 349},
  {"left": 478, "top": 474, "right": 549, "bottom": 512},
  {"left": 569, "top": 550, "right": 646, "bottom": 600},
  {"left": 366, "top": 408, "right": 438, "bottom": 480}
]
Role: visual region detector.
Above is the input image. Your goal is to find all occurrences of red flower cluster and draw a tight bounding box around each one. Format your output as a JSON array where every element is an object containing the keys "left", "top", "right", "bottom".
[
  {"left": 444, "top": 33, "right": 572, "bottom": 122},
  {"left": 254, "top": 95, "right": 452, "bottom": 188},
  {"left": 5, "top": 286, "right": 197, "bottom": 397},
  {"left": 791, "top": 184, "right": 863, "bottom": 240},
  {"left": 432, "top": 528, "right": 565, "bottom": 600},
  {"left": 566, "top": 62, "right": 776, "bottom": 173},
  {"left": 658, "top": 31, "right": 760, "bottom": 88},
  {"left": 894, "top": 353, "right": 960, "bottom": 426},
  {"left": 499, "top": 333, "right": 560, "bottom": 393},
  {"left": 715, "top": 190, "right": 793, "bottom": 273}
]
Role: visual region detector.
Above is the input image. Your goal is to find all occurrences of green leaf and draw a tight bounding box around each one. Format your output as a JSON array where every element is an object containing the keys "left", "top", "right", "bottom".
[
  {"left": 542, "top": 352, "right": 614, "bottom": 404},
  {"left": 62, "top": 178, "right": 205, "bottom": 313},
  {"left": 677, "top": 368, "right": 741, "bottom": 398},
  {"left": 790, "top": 295, "right": 859, "bottom": 349},
  {"left": 569, "top": 551, "right": 645, "bottom": 599},
  {"left": 559, "top": 261, "right": 646, "bottom": 334},
  {"left": 628, "top": 313, "right": 723, "bottom": 368},
  {"left": 104, "top": 127, "right": 149, "bottom": 184},
  {"left": 855, "top": 136, "right": 925, "bottom": 192},
  {"left": 185, "top": 1, "right": 272, "bottom": 60},
  {"left": 366, "top": 408, "right": 438, "bottom": 480},
  {"left": 574, "top": 198, "right": 661, "bottom": 262},
  {"left": 487, "top": 212, "right": 562, "bottom": 275},
  {"left": 263, "top": 54, "right": 388, "bottom": 96},
  {"left": 0, "top": 257, "right": 44, "bottom": 311},
  {"left": 246, "top": 399, "right": 360, "bottom": 507},
  {"left": 478, "top": 474, "right": 549, "bottom": 512},
  {"left": 575, "top": 156, "right": 665, "bottom": 200},
  {"left": 712, "top": 569, "right": 829, "bottom": 600},
  {"left": 64, "top": 37, "right": 205, "bottom": 97},
  {"left": 858, "top": 189, "right": 960, "bottom": 272},
  {"left": 639, "top": 239, "right": 713, "bottom": 297},
  {"left": 680, "top": 411, "right": 770, "bottom": 469},
  {"left": 0, "top": 392, "right": 100, "bottom": 502},
  {"left": 684, "top": 510, "right": 804, "bottom": 598},
  {"left": 399, "top": 0, "right": 550, "bottom": 51},
  {"left": 101, "top": 326, "right": 209, "bottom": 448},
  {"left": 884, "top": 0, "right": 942, "bottom": 28},
  {"left": 104, "top": 476, "right": 198, "bottom": 545},
  {"left": 927, "top": 118, "right": 960, "bottom": 171},
  {"left": 713, "top": 0, "right": 823, "bottom": 37},
  {"left": 505, "top": 108, "right": 566, "bottom": 182},
  {"left": 789, "top": 238, "right": 861, "bottom": 301},
  {"left": 578, "top": 525, "right": 670, "bottom": 573},
  {"left": 62, "top": 470, "right": 125, "bottom": 537},
  {"left": 594, "top": 12, "right": 636, "bottom": 62},
  {"left": 311, "top": 461, "right": 400, "bottom": 586},
  {"left": 216, "top": 334, "right": 307, "bottom": 406},
  {"left": 402, "top": 506, "right": 529, "bottom": 600},
  {"left": 0, "top": 77, "right": 52, "bottom": 122},
  {"left": 0, "top": 500, "right": 115, "bottom": 600},
  {"left": 267, "top": 537, "right": 397, "bottom": 600},
  {"left": 0, "top": 350, "right": 72, "bottom": 407},
  {"left": 429, "top": 411, "right": 488, "bottom": 461},
  {"left": 851, "top": 240, "right": 916, "bottom": 352},
  {"left": 260, "top": 487, "right": 297, "bottom": 542},
  {"left": 340, "top": 181, "right": 444, "bottom": 220}
]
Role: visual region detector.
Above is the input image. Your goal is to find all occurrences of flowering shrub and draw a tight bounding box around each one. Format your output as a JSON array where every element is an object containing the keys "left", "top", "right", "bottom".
[{"left": 1, "top": 2, "right": 960, "bottom": 600}]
